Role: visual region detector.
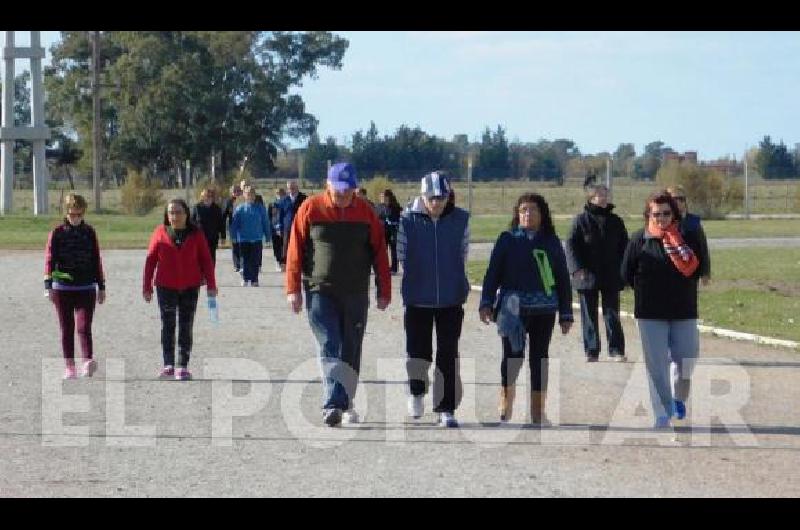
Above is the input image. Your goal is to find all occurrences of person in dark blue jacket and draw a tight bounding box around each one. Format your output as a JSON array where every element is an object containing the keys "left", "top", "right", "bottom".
[
  {"left": 398, "top": 172, "right": 470, "bottom": 428},
  {"left": 667, "top": 185, "right": 711, "bottom": 285},
  {"left": 479, "top": 193, "right": 573, "bottom": 425}
]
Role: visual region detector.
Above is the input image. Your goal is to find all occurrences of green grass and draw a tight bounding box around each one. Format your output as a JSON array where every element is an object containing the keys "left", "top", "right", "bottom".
[
  {"left": 468, "top": 216, "right": 800, "bottom": 243},
  {"left": 468, "top": 247, "right": 800, "bottom": 343},
  {"left": 0, "top": 211, "right": 162, "bottom": 249},
  {"left": 2, "top": 211, "right": 799, "bottom": 249}
]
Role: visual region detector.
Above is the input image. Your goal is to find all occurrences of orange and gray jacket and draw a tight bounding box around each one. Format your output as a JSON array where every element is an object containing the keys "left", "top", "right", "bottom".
[{"left": 285, "top": 193, "right": 391, "bottom": 301}]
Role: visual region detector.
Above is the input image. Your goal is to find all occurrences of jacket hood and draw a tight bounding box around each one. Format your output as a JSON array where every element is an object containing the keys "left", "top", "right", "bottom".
[{"left": 585, "top": 202, "right": 615, "bottom": 215}]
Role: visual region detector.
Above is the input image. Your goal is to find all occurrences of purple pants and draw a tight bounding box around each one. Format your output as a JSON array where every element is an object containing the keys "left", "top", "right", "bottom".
[{"left": 52, "top": 290, "right": 96, "bottom": 361}]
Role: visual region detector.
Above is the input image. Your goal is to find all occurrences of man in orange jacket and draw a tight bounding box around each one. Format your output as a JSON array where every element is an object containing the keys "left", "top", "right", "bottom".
[{"left": 285, "top": 162, "right": 391, "bottom": 427}]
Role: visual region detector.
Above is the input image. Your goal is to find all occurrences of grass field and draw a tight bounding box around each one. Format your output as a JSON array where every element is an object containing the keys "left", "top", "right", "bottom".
[
  {"left": 0, "top": 209, "right": 800, "bottom": 249},
  {"left": 469, "top": 216, "right": 800, "bottom": 242},
  {"left": 0, "top": 211, "right": 162, "bottom": 249},
  {"left": 6, "top": 177, "right": 800, "bottom": 217},
  {"left": 467, "top": 247, "right": 800, "bottom": 343},
  {"left": 2, "top": 212, "right": 798, "bottom": 250}
]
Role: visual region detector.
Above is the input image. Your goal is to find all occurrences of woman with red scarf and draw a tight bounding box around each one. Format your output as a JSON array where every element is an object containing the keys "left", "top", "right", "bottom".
[{"left": 621, "top": 191, "right": 703, "bottom": 429}]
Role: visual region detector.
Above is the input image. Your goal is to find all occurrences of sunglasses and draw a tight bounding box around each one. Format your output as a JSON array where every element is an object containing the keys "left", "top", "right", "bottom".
[{"left": 650, "top": 211, "right": 672, "bottom": 218}]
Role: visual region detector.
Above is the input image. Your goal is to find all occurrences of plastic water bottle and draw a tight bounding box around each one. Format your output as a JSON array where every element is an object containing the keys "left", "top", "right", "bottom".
[{"left": 207, "top": 296, "right": 220, "bottom": 324}]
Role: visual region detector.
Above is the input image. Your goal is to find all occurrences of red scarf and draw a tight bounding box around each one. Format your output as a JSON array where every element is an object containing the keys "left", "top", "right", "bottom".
[{"left": 647, "top": 220, "right": 699, "bottom": 278}]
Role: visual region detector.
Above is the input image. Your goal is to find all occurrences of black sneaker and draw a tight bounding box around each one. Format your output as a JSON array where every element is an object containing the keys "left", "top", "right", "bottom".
[
  {"left": 322, "top": 408, "right": 342, "bottom": 427},
  {"left": 609, "top": 351, "right": 627, "bottom": 363},
  {"left": 586, "top": 355, "right": 599, "bottom": 363}
]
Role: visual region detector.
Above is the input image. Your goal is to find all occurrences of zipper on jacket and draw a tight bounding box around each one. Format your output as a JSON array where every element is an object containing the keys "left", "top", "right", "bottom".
[{"left": 434, "top": 217, "right": 439, "bottom": 305}]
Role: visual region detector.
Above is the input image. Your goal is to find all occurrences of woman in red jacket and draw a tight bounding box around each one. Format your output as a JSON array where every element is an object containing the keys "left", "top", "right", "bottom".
[{"left": 143, "top": 199, "right": 217, "bottom": 380}]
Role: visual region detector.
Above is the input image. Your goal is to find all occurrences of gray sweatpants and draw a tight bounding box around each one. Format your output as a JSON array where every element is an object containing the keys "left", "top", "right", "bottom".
[{"left": 637, "top": 319, "right": 699, "bottom": 418}]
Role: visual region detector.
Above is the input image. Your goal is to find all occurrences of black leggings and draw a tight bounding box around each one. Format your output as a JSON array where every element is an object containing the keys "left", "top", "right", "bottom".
[
  {"left": 501, "top": 313, "right": 556, "bottom": 391},
  {"left": 156, "top": 286, "right": 199, "bottom": 368}
]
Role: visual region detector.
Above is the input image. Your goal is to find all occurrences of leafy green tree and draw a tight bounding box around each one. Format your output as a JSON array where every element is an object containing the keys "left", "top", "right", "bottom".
[
  {"left": 633, "top": 141, "right": 669, "bottom": 180},
  {"left": 756, "top": 135, "right": 796, "bottom": 179},
  {"left": 613, "top": 143, "right": 636, "bottom": 179},
  {"left": 475, "top": 125, "right": 510, "bottom": 180},
  {"left": 304, "top": 133, "right": 341, "bottom": 183},
  {"left": 45, "top": 31, "right": 348, "bottom": 185}
]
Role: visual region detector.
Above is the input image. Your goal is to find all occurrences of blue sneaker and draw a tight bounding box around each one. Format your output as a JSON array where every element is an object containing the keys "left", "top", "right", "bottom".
[
  {"left": 673, "top": 400, "right": 686, "bottom": 420},
  {"left": 439, "top": 412, "right": 459, "bottom": 428},
  {"left": 654, "top": 416, "right": 671, "bottom": 429}
]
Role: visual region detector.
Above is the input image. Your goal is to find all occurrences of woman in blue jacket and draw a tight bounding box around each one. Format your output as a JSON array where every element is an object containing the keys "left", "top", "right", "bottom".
[
  {"left": 479, "top": 193, "right": 573, "bottom": 425},
  {"left": 230, "top": 186, "right": 270, "bottom": 286}
]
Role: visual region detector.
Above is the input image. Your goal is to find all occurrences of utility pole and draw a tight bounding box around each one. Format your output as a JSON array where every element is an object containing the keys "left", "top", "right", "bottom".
[
  {"left": 91, "top": 31, "right": 102, "bottom": 212},
  {"left": 466, "top": 155, "right": 473, "bottom": 214},
  {"left": 744, "top": 148, "right": 750, "bottom": 219}
]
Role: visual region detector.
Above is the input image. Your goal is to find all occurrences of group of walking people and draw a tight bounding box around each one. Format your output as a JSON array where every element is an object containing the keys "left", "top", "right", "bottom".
[{"left": 45, "top": 168, "right": 709, "bottom": 431}]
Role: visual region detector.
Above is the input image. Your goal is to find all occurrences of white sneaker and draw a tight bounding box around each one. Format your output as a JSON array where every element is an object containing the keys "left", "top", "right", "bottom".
[
  {"left": 342, "top": 409, "right": 360, "bottom": 424},
  {"left": 439, "top": 412, "right": 458, "bottom": 428},
  {"left": 407, "top": 396, "right": 424, "bottom": 419},
  {"left": 240, "top": 280, "right": 248, "bottom": 287},
  {"left": 275, "top": 264, "right": 282, "bottom": 272}
]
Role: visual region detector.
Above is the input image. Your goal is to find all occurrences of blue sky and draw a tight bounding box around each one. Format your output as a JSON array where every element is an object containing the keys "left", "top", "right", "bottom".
[{"left": 15, "top": 31, "right": 800, "bottom": 160}]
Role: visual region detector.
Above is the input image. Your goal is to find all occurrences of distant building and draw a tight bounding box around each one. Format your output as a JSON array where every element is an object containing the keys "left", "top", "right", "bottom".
[{"left": 662, "top": 150, "right": 697, "bottom": 164}]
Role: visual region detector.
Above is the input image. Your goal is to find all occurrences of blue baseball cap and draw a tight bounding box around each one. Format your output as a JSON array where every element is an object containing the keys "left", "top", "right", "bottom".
[{"left": 327, "top": 163, "right": 358, "bottom": 191}]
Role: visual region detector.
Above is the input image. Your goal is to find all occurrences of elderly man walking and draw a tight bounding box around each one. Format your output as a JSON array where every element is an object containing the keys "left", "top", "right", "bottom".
[{"left": 285, "top": 163, "right": 391, "bottom": 427}]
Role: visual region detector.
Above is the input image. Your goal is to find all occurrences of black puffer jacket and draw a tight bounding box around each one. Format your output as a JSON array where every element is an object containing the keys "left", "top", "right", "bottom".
[
  {"left": 565, "top": 203, "right": 629, "bottom": 291},
  {"left": 191, "top": 202, "right": 226, "bottom": 245}
]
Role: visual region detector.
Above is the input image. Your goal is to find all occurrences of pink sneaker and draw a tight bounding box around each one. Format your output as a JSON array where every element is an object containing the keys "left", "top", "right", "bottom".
[
  {"left": 81, "top": 359, "right": 97, "bottom": 378},
  {"left": 175, "top": 368, "right": 192, "bottom": 381},
  {"left": 63, "top": 365, "right": 77, "bottom": 380},
  {"left": 158, "top": 365, "right": 175, "bottom": 379}
]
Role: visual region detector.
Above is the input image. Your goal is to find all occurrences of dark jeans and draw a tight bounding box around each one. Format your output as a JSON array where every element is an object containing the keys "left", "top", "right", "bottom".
[
  {"left": 501, "top": 312, "right": 556, "bottom": 392},
  {"left": 52, "top": 290, "right": 96, "bottom": 361},
  {"left": 271, "top": 233, "right": 284, "bottom": 265},
  {"left": 578, "top": 288, "right": 625, "bottom": 357},
  {"left": 231, "top": 242, "right": 241, "bottom": 270},
  {"left": 207, "top": 239, "right": 218, "bottom": 266},
  {"left": 239, "top": 241, "right": 262, "bottom": 283},
  {"left": 156, "top": 286, "right": 199, "bottom": 368},
  {"left": 306, "top": 290, "right": 369, "bottom": 411},
  {"left": 405, "top": 305, "right": 464, "bottom": 414}
]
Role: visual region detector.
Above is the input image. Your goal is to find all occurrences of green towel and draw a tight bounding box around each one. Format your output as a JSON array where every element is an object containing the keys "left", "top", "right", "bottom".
[
  {"left": 51, "top": 270, "right": 74, "bottom": 282},
  {"left": 532, "top": 249, "right": 555, "bottom": 297}
]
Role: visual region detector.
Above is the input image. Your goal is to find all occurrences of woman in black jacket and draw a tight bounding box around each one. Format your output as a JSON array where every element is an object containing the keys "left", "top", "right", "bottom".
[
  {"left": 191, "top": 187, "right": 226, "bottom": 265},
  {"left": 44, "top": 194, "right": 106, "bottom": 379},
  {"left": 565, "top": 184, "right": 629, "bottom": 362},
  {"left": 621, "top": 191, "right": 704, "bottom": 429}
]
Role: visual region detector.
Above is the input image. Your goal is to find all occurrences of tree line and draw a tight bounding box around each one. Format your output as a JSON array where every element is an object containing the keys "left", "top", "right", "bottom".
[{"left": 1, "top": 31, "right": 799, "bottom": 188}]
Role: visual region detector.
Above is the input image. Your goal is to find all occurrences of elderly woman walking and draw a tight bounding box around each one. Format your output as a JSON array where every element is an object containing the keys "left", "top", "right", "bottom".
[{"left": 621, "top": 191, "right": 705, "bottom": 428}]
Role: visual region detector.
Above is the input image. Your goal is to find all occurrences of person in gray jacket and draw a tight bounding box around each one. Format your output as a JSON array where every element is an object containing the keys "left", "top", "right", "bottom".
[
  {"left": 565, "top": 184, "right": 629, "bottom": 362},
  {"left": 397, "top": 172, "right": 470, "bottom": 428}
]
